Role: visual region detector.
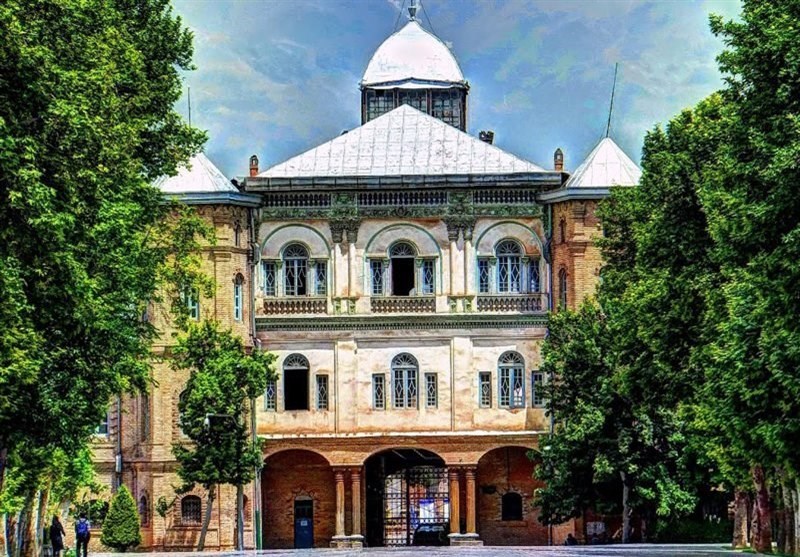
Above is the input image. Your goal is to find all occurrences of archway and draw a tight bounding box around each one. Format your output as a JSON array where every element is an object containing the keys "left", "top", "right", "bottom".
[
  {"left": 364, "top": 448, "right": 449, "bottom": 547},
  {"left": 261, "top": 449, "right": 334, "bottom": 549}
]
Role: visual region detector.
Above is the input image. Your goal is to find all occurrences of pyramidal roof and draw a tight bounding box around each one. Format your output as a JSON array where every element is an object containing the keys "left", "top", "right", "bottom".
[
  {"left": 154, "top": 152, "right": 239, "bottom": 194},
  {"left": 361, "top": 20, "right": 465, "bottom": 89},
  {"left": 566, "top": 137, "right": 641, "bottom": 188},
  {"left": 260, "top": 104, "right": 543, "bottom": 179}
]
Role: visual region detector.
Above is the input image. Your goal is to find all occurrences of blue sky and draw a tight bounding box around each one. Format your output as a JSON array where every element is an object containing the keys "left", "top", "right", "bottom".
[{"left": 172, "top": 0, "right": 742, "bottom": 178}]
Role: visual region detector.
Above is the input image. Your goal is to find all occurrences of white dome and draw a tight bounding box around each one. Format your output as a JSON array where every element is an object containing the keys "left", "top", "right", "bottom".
[{"left": 361, "top": 20, "right": 465, "bottom": 89}]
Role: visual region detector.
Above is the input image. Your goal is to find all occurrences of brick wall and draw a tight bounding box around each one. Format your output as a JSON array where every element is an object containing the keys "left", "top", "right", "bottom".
[{"left": 551, "top": 200, "right": 604, "bottom": 311}]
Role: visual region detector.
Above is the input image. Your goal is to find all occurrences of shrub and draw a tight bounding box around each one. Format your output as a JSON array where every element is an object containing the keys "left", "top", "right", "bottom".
[
  {"left": 100, "top": 486, "right": 141, "bottom": 551},
  {"left": 655, "top": 517, "right": 732, "bottom": 543}
]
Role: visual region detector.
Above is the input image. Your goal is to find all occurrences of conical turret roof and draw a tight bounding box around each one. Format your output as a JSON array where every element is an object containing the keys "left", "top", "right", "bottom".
[
  {"left": 565, "top": 137, "right": 641, "bottom": 188},
  {"left": 154, "top": 152, "right": 239, "bottom": 194}
]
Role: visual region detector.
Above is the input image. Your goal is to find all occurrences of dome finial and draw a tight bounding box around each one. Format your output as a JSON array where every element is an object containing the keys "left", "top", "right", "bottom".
[{"left": 408, "top": 0, "right": 418, "bottom": 21}]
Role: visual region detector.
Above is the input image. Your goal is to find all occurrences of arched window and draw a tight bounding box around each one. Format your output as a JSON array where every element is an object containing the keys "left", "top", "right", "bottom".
[
  {"left": 181, "top": 495, "right": 202, "bottom": 525},
  {"left": 233, "top": 274, "right": 244, "bottom": 322},
  {"left": 283, "top": 244, "right": 308, "bottom": 296},
  {"left": 390, "top": 241, "right": 417, "bottom": 296},
  {"left": 234, "top": 222, "right": 242, "bottom": 247},
  {"left": 283, "top": 354, "right": 309, "bottom": 411},
  {"left": 370, "top": 241, "right": 435, "bottom": 296},
  {"left": 496, "top": 240, "right": 523, "bottom": 293},
  {"left": 498, "top": 351, "right": 525, "bottom": 408},
  {"left": 140, "top": 394, "right": 149, "bottom": 442},
  {"left": 558, "top": 268, "right": 568, "bottom": 309},
  {"left": 178, "top": 390, "right": 189, "bottom": 434},
  {"left": 139, "top": 495, "right": 149, "bottom": 526},
  {"left": 501, "top": 492, "right": 523, "bottom": 521},
  {"left": 391, "top": 353, "right": 418, "bottom": 409},
  {"left": 559, "top": 219, "right": 566, "bottom": 244}
]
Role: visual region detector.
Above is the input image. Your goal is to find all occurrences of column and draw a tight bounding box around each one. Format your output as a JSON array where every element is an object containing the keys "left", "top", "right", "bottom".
[
  {"left": 350, "top": 468, "right": 363, "bottom": 540},
  {"left": 335, "top": 469, "right": 345, "bottom": 537},
  {"left": 448, "top": 468, "right": 461, "bottom": 536},
  {"left": 463, "top": 227, "right": 474, "bottom": 298},
  {"left": 347, "top": 242, "right": 356, "bottom": 298},
  {"left": 448, "top": 227, "right": 459, "bottom": 297},
  {"left": 465, "top": 467, "right": 477, "bottom": 535}
]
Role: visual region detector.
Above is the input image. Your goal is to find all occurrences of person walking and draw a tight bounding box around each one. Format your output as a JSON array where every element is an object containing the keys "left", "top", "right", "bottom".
[
  {"left": 49, "top": 516, "right": 66, "bottom": 557},
  {"left": 74, "top": 513, "right": 91, "bottom": 557}
]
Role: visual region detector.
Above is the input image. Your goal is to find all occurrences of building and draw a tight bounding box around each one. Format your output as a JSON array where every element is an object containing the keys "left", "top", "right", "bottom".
[{"left": 88, "top": 6, "right": 640, "bottom": 550}]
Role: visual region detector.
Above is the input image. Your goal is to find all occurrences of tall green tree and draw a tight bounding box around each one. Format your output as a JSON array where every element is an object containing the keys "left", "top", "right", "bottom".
[
  {"left": 172, "top": 321, "right": 276, "bottom": 551},
  {"left": 100, "top": 486, "right": 141, "bottom": 552},
  {"left": 0, "top": 0, "right": 206, "bottom": 491}
]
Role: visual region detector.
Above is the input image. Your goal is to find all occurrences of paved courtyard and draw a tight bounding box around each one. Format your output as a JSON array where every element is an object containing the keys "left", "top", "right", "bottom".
[{"left": 95, "top": 545, "right": 755, "bottom": 557}]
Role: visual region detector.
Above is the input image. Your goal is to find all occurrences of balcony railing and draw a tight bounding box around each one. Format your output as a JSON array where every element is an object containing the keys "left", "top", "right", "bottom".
[
  {"left": 476, "top": 294, "right": 547, "bottom": 313},
  {"left": 371, "top": 296, "right": 436, "bottom": 314},
  {"left": 263, "top": 297, "right": 327, "bottom": 315}
]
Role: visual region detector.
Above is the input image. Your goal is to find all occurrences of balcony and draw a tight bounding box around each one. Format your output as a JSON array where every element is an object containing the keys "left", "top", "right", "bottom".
[
  {"left": 371, "top": 296, "right": 436, "bottom": 314},
  {"left": 476, "top": 294, "right": 547, "bottom": 313},
  {"left": 263, "top": 297, "right": 327, "bottom": 315}
]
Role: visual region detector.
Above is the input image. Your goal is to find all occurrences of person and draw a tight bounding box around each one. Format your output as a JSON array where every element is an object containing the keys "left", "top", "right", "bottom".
[
  {"left": 49, "top": 516, "right": 66, "bottom": 557},
  {"left": 74, "top": 513, "right": 91, "bottom": 557},
  {"left": 564, "top": 533, "right": 578, "bottom": 545}
]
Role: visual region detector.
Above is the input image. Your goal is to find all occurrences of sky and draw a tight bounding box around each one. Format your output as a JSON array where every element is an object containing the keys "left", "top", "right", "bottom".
[{"left": 171, "top": 0, "right": 742, "bottom": 178}]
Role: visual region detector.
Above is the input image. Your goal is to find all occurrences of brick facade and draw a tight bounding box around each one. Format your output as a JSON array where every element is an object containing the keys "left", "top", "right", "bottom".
[{"left": 551, "top": 200, "right": 604, "bottom": 311}]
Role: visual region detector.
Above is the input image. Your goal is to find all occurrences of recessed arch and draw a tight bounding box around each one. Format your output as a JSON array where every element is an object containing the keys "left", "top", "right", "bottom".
[
  {"left": 364, "top": 223, "right": 442, "bottom": 258},
  {"left": 261, "top": 224, "right": 331, "bottom": 259},
  {"left": 475, "top": 221, "right": 543, "bottom": 256}
]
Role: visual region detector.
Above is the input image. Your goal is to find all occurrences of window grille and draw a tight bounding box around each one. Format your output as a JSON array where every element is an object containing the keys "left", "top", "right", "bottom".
[
  {"left": 315, "top": 261, "right": 327, "bottom": 296},
  {"left": 264, "top": 378, "right": 277, "bottom": 411},
  {"left": 496, "top": 240, "right": 522, "bottom": 293},
  {"left": 371, "top": 260, "right": 385, "bottom": 295},
  {"left": 392, "top": 353, "right": 418, "bottom": 409},
  {"left": 399, "top": 90, "right": 428, "bottom": 113},
  {"left": 390, "top": 242, "right": 416, "bottom": 257},
  {"left": 373, "top": 374, "right": 386, "bottom": 409},
  {"left": 233, "top": 276, "right": 243, "bottom": 321},
  {"left": 498, "top": 351, "right": 525, "bottom": 408},
  {"left": 262, "top": 261, "right": 276, "bottom": 296},
  {"left": 421, "top": 260, "right": 435, "bottom": 294},
  {"left": 532, "top": 371, "right": 546, "bottom": 408},
  {"left": 479, "top": 372, "right": 492, "bottom": 408},
  {"left": 181, "top": 496, "right": 202, "bottom": 525},
  {"left": 366, "top": 90, "right": 396, "bottom": 122},
  {"left": 529, "top": 259, "right": 540, "bottom": 293},
  {"left": 432, "top": 90, "right": 462, "bottom": 128},
  {"left": 283, "top": 244, "right": 308, "bottom": 296},
  {"left": 425, "top": 373, "right": 437, "bottom": 409},
  {"left": 316, "top": 375, "right": 329, "bottom": 410},
  {"left": 478, "top": 259, "right": 490, "bottom": 293}
]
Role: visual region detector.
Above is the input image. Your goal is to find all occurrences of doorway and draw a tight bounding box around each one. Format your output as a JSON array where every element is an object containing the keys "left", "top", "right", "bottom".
[{"left": 294, "top": 498, "right": 314, "bottom": 548}]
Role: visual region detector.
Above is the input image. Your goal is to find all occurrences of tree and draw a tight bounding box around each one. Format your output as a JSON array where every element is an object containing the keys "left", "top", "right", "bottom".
[
  {"left": 100, "top": 486, "right": 141, "bottom": 552},
  {"left": 172, "top": 321, "right": 276, "bottom": 550}
]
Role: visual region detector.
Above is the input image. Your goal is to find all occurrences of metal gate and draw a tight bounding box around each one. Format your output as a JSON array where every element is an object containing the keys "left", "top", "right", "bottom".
[{"left": 383, "top": 465, "right": 449, "bottom": 546}]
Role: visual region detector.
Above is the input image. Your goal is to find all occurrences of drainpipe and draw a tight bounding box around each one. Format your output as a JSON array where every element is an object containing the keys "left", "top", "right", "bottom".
[{"left": 115, "top": 396, "right": 123, "bottom": 492}]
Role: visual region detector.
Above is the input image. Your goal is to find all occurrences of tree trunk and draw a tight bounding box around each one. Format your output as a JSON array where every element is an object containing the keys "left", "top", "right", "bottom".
[
  {"left": 235, "top": 484, "right": 244, "bottom": 551},
  {"left": 0, "top": 445, "right": 7, "bottom": 496},
  {"left": 751, "top": 465, "right": 773, "bottom": 554},
  {"left": 32, "top": 489, "right": 49, "bottom": 557},
  {"left": 779, "top": 474, "right": 795, "bottom": 556},
  {"left": 620, "top": 471, "right": 631, "bottom": 544},
  {"left": 15, "top": 492, "right": 34, "bottom": 557},
  {"left": 5, "top": 515, "right": 16, "bottom": 557},
  {"left": 733, "top": 489, "right": 750, "bottom": 548},
  {"left": 197, "top": 484, "right": 215, "bottom": 551},
  {"left": 793, "top": 483, "right": 800, "bottom": 556}
]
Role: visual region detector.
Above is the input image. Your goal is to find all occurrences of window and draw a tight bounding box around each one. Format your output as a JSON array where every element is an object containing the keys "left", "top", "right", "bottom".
[
  {"left": 366, "top": 89, "right": 396, "bottom": 122},
  {"left": 431, "top": 89, "right": 463, "bottom": 128},
  {"left": 283, "top": 244, "right": 308, "bottom": 296},
  {"left": 496, "top": 240, "right": 522, "bottom": 293},
  {"left": 261, "top": 261, "right": 276, "bottom": 296},
  {"left": 181, "top": 495, "right": 202, "bottom": 525},
  {"left": 425, "top": 373, "right": 437, "bottom": 409},
  {"left": 532, "top": 371, "right": 546, "bottom": 408},
  {"left": 182, "top": 288, "right": 199, "bottom": 320},
  {"left": 139, "top": 495, "right": 149, "bottom": 526},
  {"left": 559, "top": 219, "right": 566, "bottom": 244},
  {"left": 283, "top": 354, "right": 309, "bottom": 411},
  {"left": 478, "top": 259, "right": 490, "bottom": 293},
  {"left": 529, "top": 259, "right": 540, "bottom": 293},
  {"left": 373, "top": 374, "right": 386, "bottom": 409},
  {"left": 233, "top": 275, "right": 243, "bottom": 322},
  {"left": 234, "top": 222, "right": 242, "bottom": 247},
  {"left": 392, "top": 353, "right": 418, "bottom": 409},
  {"left": 558, "top": 268, "right": 568, "bottom": 308},
  {"left": 316, "top": 375, "right": 329, "bottom": 411},
  {"left": 140, "top": 394, "right": 149, "bottom": 442},
  {"left": 421, "top": 259, "right": 435, "bottom": 295},
  {"left": 370, "top": 260, "right": 385, "bottom": 295},
  {"left": 95, "top": 412, "right": 109, "bottom": 436},
  {"left": 498, "top": 351, "right": 525, "bottom": 408},
  {"left": 264, "top": 377, "right": 277, "bottom": 411},
  {"left": 390, "top": 242, "right": 416, "bottom": 296},
  {"left": 501, "top": 492, "right": 523, "bottom": 521},
  {"left": 399, "top": 90, "right": 428, "bottom": 113},
  {"left": 315, "top": 261, "right": 327, "bottom": 296},
  {"left": 479, "top": 372, "right": 492, "bottom": 408},
  {"left": 178, "top": 390, "right": 188, "bottom": 433}
]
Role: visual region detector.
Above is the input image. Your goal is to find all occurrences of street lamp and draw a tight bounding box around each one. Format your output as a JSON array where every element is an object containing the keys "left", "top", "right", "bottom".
[{"left": 203, "top": 413, "right": 235, "bottom": 429}]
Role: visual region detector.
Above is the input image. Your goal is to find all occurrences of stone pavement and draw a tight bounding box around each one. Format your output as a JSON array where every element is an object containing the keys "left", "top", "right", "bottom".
[{"left": 94, "top": 544, "right": 754, "bottom": 557}]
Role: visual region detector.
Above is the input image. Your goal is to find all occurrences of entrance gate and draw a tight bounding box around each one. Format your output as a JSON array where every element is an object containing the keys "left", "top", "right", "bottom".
[
  {"left": 293, "top": 498, "right": 313, "bottom": 548},
  {"left": 384, "top": 465, "right": 450, "bottom": 546}
]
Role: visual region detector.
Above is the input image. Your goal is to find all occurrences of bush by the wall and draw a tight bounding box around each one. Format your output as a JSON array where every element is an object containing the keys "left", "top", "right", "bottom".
[
  {"left": 100, "top": 486, "right": 141, "bottom": 551},
  {"left": 655, "top": 518, "right": 732, "bottom": 543}
]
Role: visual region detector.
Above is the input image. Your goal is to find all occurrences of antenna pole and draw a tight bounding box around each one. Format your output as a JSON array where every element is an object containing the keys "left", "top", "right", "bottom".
[
  {"left": 605, "top": 63, "right": 618, "bottom": 138},
  {"left": 188, "top": 86, "right": 192, "bottom": 127}
]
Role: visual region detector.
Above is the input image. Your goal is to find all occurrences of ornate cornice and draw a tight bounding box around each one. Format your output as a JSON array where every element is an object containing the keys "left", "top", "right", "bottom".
[{"left": 255, "top": 313, "right": 549, "bottom": 332}]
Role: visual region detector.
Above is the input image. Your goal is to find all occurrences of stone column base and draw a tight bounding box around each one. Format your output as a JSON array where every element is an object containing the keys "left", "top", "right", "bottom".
[
  {"left": 330, "top": 535, "right": 364, "bottom": 548},
  {"left": 448, "top": 533, "right": 483, "bottom": 546}
]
